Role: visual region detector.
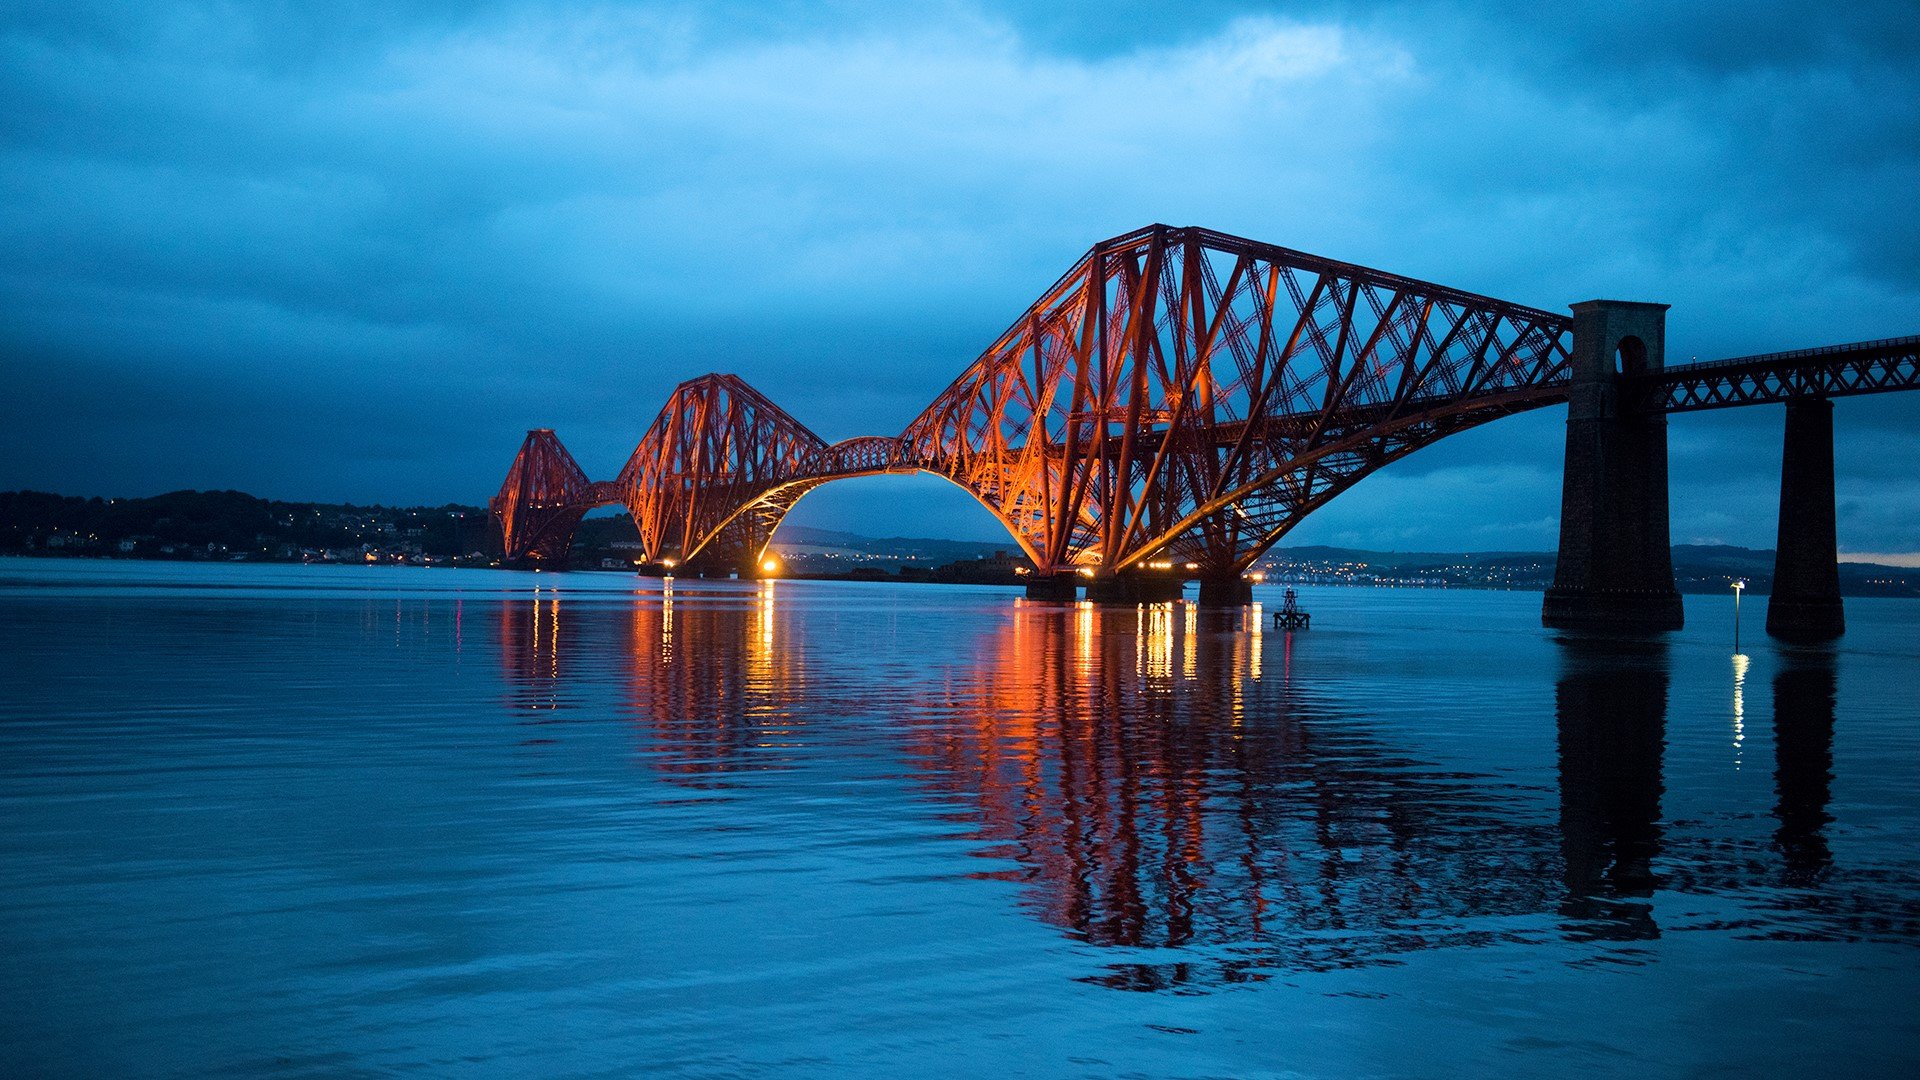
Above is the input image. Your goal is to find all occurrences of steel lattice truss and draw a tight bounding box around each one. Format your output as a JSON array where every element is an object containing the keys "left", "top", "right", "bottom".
[
  {"left": 611, "top": 374, "right": 834, "bottom": 568},
  {"left": 492, "top": 225, "right": 1915, "bottom": 576},
  {"left": 1639, "top": 335, "right": 1920, "bottom": 413},
  {"left": 489, "top": 429, "right": 600, "bottom": 563},
  {"left": 896, "top": 226, "right": 1574, "bottom": 573}
]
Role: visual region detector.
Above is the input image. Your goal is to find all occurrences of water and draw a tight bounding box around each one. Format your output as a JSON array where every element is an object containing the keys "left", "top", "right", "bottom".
[{"left": 2, "top": 558, "right": 1917, "bottom": 1078}]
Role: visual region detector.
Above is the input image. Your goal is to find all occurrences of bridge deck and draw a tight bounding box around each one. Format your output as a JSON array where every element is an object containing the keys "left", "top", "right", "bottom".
[{"left": 1640, "top": 334, "right": 1920, "bottom": 413}]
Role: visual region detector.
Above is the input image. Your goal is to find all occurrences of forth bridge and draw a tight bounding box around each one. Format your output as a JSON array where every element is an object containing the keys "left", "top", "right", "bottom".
[{"left": 491, "top": 224, "right": 1920, "bottom": 641}]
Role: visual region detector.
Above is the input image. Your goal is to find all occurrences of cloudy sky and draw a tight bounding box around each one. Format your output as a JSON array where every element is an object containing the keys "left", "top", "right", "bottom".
[{"left": 4, "top": 1, "right": 1916, "bottom": 555}]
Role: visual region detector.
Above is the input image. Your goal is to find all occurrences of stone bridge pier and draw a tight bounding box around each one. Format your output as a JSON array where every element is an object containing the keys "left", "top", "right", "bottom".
[
  {"left": 1542, "top": 301, "right": 1686, "bottom": 633},
  {"left": 1766, "top": 398, "right": 1845, "bottom": 641},
  {"left": 1543, "top": 300, "right": 1849, "bottom": 639}
]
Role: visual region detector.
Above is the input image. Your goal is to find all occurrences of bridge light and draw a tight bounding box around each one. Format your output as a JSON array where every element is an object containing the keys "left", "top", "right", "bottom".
[
  {"left": 1732, "top": 578, "right": 1747, "bottom": 653},
  {"left": 762, "top": 557, "right": 781, "bottom": 574}
]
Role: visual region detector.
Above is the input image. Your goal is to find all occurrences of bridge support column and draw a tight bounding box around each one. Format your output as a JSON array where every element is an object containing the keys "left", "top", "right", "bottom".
[
  {"left": 1084, "top": 571, "right": 1184, "bottom": 605},
  {"left": 1767, "top": 398, "right": 1845, "bottom": 642},
  {"left": 1197, "top": 575, "right": 1253, "bottom": 607},
  {"left": 1023, "top": 574, "right": 1080, "bottom": 602},
  {"left": 1542, "top": 300, "right": 1685, "bottom": 633}
]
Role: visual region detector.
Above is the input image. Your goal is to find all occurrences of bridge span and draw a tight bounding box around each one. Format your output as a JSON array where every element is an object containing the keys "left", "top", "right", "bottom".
[{"left": 491, "top": 224, "right": 1920, "bottom": 640}]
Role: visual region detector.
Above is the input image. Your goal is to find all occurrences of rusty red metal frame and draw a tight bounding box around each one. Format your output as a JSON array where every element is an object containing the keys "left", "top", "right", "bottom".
[{"left": 491, "top": 225, "right": 1911, "bottom": 576}]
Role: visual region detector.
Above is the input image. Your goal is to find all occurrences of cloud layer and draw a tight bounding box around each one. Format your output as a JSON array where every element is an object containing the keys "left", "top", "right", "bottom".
[{"left": 3, "top": 1, "right": 1915, "bottom": 550}]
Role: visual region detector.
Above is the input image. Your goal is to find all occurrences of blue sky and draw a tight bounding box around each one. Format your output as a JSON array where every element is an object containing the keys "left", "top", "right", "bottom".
[{"left": 3, "top": 1, "right": 1916, "bottom": 555}]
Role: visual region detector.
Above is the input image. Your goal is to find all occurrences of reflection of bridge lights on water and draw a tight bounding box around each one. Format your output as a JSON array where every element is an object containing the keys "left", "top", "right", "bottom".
[
  {"left": 1732, "top": 651, "right": 1750, "bottom": 767},
  {"left": 1136, "top": 603, "right": 1176, "bottom": 679},
  {"left": 1183, "top": 603, "right": 1198, "bottom": 679},
  {"left": 658, "top": 580, "right": 674, "bottom": 661},
  {"left": 754, "top": 580, "right": 777, "bottom": 654},
  {"left": 478, "top": 594, "right": 1899, "bottom": 987},
  {"left": 1247, "top": 602, "right": 1263, "bottom": 682},
  {"left": 501, "top": 589, "right": 569, "bottom": 712},
  {"left": 1074, "top": 601, "right": 1094, "bottom": 674},
  {"left": 526, "top": 589, "right": 561, "bottom": 685}
]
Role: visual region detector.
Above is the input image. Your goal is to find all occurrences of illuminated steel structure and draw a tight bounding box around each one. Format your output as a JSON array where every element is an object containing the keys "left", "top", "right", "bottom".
[
  {"left": 492, "top": 224, "right": 1918, "bottom": 623},
  {"left": 494, "top": 226, "right": 1573, "bottom": 588}
]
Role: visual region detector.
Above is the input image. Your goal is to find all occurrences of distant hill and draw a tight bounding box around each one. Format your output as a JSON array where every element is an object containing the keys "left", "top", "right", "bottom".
[
  {"left": 0, "top": 489, "right": 493, "bottom": 562},
  {"left": 1265, "top": 544, "right": 1547, "bottom": 569}
]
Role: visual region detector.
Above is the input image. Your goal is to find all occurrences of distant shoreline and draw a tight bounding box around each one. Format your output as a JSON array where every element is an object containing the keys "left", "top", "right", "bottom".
[
  {"left": 5, "top": 489, "right": 1916, "bottom": 598},
  {"left": 7, "top": 552, "right": 1919, "bottom": 601}
]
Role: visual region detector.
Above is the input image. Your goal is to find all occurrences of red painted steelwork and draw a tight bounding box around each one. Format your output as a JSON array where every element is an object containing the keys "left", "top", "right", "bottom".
[
  {"left": 489, "top": 429, "right": 597, "bottom": 563},
  {"left": 893, "top": 225, "right": 1574, "bottom": 576},
  {"left": 611, "top": 374, "right": 831, "bottom": 571},
  {"left": 492, "top": 224, "right": 1911, "bottom": 576}
]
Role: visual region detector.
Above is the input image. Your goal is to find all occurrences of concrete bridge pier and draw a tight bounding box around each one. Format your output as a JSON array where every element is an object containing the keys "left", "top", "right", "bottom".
[
  {"left": 1196, "top": 575, "right": 1254, "bottom": 607},
  {"left": 1084, "top": 571, "right": 1184, "bottom": 605},
  {"left": 1767, "top": 398, "right": 1846, "bottom": 642},
  {"left": 1541, "top": 300, "right": 1686, "bottom": 633},
  {"left": 1023, "top": 574, "right": 1080, "bottom": 602}
]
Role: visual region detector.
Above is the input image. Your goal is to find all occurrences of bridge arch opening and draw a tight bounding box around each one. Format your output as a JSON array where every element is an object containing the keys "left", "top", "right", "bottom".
[
  {"left": 771, "top": 471, "right": 1034, "bottom": 573},
  {"left": 1616, "top": 335, "right": 1649, "bottom": 376},
  {"left": 1263, "top": 409, "right": 1568, "bottom": 560}
]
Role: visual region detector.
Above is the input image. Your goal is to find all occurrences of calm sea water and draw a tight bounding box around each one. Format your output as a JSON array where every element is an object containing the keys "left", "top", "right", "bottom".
[{"left": 2, "top": 558, "right": 1917, "bottom": 1078}]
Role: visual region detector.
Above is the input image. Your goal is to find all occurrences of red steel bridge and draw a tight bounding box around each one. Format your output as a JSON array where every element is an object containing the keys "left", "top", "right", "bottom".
[{"left": 493, "top": 224, "right": 1919, "bottom": 634}]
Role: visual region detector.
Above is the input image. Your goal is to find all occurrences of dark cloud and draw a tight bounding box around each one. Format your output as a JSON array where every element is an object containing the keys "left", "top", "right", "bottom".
[{"left": 2, "top": 1, "right": 1915, "bottom": 552}]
